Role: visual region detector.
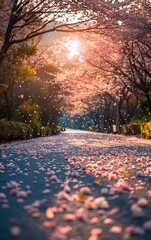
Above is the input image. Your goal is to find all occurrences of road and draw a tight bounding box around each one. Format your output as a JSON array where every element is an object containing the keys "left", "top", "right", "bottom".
[{"left": 0, "top": 130, "right": 151, "bottom": 240}]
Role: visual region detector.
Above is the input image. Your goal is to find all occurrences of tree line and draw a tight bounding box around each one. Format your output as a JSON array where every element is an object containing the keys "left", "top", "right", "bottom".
[{"left": 0, "top": 0, "right": 150, "bottom": 139}]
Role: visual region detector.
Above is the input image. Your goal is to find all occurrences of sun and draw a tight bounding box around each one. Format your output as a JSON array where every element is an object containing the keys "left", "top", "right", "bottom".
[{"left": 65, "top": 39, "right": 81, "bottom": 59}]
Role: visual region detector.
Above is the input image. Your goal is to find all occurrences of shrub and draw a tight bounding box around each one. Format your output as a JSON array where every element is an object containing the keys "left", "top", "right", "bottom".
[
  {"left": 88, "top": 124, "right": 100, "bottom": 132},
  {"left": 56, "top": 125, "right": 62, "bottom": 132},
  {"left": 131, "top": 114, "right": 151, "bottom": 123},
  {"left": 121, "top": 120, "right": 151, "bottom": 139},
  {"left": 121, "top": 124, "right": 129, "bottom": 135},
  {"left": 130, "top": 123, "right": 141, "bottom": 135},
  {"left": 0, "top": 120, "right": 32, "bottom": 142},
  {"left": 121, "top": 122, "right": 141, "bottom": 135},
  {"left": 40, "top": 126, "right": 51, "bottom": 136},
  {"left": 88, "top": 126, "right": 93, "bottom": 131},
  {"left": 14, "top": 99, "right": 41, "bottom": 137},
  {"left": 30, "top": 122, "right": 41, "bottom": 137},
  {"left": 141, "top": 121, "right": 151, "bottom": 139},
  {"left": 50, "top": 125, "right": 62, "bottom": 135}
]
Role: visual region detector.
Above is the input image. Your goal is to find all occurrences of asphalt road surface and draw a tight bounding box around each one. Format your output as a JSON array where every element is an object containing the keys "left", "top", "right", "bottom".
[{"left": 0, "top": 130, "right": 151, "bottom": 240}]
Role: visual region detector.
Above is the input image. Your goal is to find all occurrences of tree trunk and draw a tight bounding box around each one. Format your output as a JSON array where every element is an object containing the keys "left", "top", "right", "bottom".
[
  {"left": 4, "top": 84, "right": 14, "bottom": 120},
  {"left": 146, "top": 93, "right": 151, "bottom": 112},
  {"left": 0, "top": 53, "right": 5, "bottom": 64},
  {"left": 5, "top": 93, "right": 12, "bottom": 120}
]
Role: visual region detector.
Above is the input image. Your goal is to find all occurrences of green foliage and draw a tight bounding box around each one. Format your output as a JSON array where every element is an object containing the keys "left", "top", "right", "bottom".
[
  {"left": 121, "top": 122, "right": 141, "bottom": 135},
  {"left": 0, "top": 83, "right": 8, "bottom": 92},
  {"left": 121, "top": 119, "right": 151, "bottom": 139},
  {"left": 0, "top": 48, "right": 36, "bottom": 119},
  {"left": 40, "top": 126, "right": 51, "bottom": 136},
  {"left": 0, "top": 120, "right": 32, "bottom": 142},
  {"left": 50, "top": 124, "right": 62, "bottom": 135},
  {"left": 36, "top": 63, "right": 61, "bottom": 82},
  {"left": 88, "top": 125, "right": 99, "bottom": 132},
  {"left": 0, "top": 119, "right": 60, "bottom": 143},
  {"left": 14, "top": 99, "right": 41, "bottom": 137},
  {"left": 15, "top": 44, "right": 37, "bottom": 59},
  {"left": 56, "top": 125, "right": 62, "bottom": 133},
  {"left": 121, "top": 124, "right": 129, "bottom": 135},
  {"left": 88, "top": 126, "right": 93, "bottom": 131},
  {"left": 131, "top": 114, "right": 151, "bottom": 123},
  {"left": 141, "top": 121, "right": 151, "bottom": 139},
  {"left": 140, "top": 114, "right": 151, "bottom": 122},
  {"left": 13, "top": 64, "right": 36, "bottom": 83},
  {"left": 0, "top": 44, "right": 36, "bottom": 85},
  {"left": 130, "top": 123, "right": 142, "bottom": 135}
]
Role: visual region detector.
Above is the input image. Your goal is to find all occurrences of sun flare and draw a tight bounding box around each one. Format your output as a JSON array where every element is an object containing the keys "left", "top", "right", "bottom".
[{"left": 65, "top": 39, "right": 81, "bottom": 59}]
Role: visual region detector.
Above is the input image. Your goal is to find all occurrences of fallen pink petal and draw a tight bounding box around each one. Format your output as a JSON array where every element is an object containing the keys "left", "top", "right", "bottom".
[
  {"left": 143, "top": 221, "right": 151, "bottom": 230},
  {"left": 109, "top": 226, "right": 122, "bottom": 234},
  {"left": 10, "top": 226, "right": 21, "bottom": 236}
]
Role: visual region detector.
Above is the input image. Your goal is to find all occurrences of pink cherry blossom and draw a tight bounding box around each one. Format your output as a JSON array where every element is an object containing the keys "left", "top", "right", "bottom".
[
  {"left": 74, "top": 208, "right": 86, "bottom": 220},
  {"left": 72, "top": 170, "right": 80, "bottom": 177},
  {"left": 131, "top": 204, "right": 144, "bottom": 217},
  {"left": 51, "top": 229, "right": 67, "bottom": 240},
  {"left": 94, "top": 197, "right": 109, "bottom": 209},
  {"left": 10, "top": 226, "right": 21, "bottom": 236},
  {"left": 57, "top": 225, "right": 72, "bottom": 234},
  {"left": 109, "top": 226, "right": 122, "bottom": 234},
  {"left": 0, "top": 163, "right": 5, "bottom": 170},
  {"left": 137, "top": 198, "right": 148, "bottom": 207},
  {"left": 91, "top": 228, "right": 102, "bottom": 235},
  {"left": 103, "top": 218, "right": 114, "bottom": 224},
  {"left": 56, "top": 191, "right": 70, "bottom": 201},
  {"left": 47, "top": 170, "right": 55, "bottom": 176},
  {"left": 7, "top": 181, "right": 19, "bottom": 189},
  {"left": 143, "top": 220, "right": 151, "bottom": 230},
  {"left": 89, "top": 217, "right": 99, "bottom": 224},
  {"left": 46, "top": 208, "right": 55, "bottom": 219},
  {"left": 17, "top": 191, "right": 28, "bottom": 198},
  {"left": 0, "top": 193, "right": 6, "bottom": 200},
  {"left": 50, "top": 175, "right": 59, "bottom": 182},
  {"left": 147, "top": 190, "right": 151, "bottom": 198},
  {"left": 101, "top": 188, "right": 108, "bottom": 194},
  {"left": 39, "top": 166, "right": 45, "bottom": 171},
  {"left": 133, "top": 226, "right": 145, "bottom": 235},
  {"left": 80, "top": 187, "right": 91, "bottom": 194},
  {"left": 63, "top": 213, "right": 75, "bottom": 221},
  {"left": 10, "top": 189, "right": 18, "bottom": 195},
  {"left": 125, "top": 225, "right": 135, "bottom": 234}
]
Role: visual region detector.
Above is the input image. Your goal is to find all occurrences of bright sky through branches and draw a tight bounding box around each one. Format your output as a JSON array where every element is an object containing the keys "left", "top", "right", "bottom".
[{"left": 65, "top": 39, "right": 82, "bottom": 60}]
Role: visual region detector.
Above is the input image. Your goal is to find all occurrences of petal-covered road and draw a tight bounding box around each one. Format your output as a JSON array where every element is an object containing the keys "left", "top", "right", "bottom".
[{"left": 0, "top": 130, "right": 151, "bottom": 240}]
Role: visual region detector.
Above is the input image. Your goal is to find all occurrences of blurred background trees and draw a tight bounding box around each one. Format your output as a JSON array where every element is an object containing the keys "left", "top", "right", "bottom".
[{"left": 0, "top": 0, "right": 150, "bottom": 141}]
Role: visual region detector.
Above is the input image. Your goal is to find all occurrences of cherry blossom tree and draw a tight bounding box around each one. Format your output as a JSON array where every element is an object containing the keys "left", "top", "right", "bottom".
[
  {"left": 48, "top": 0, "right": 150, "bottom": 121},
  {"left": 112, "top": 39, "right": 151, "bottom": 112},
  {"left": 0, "top": 0, "right": 100, "bottom": 63},
  {"left": 1, "top": 0, "right": 150, "bottom": 126},
  {"left": 0, "top": 0, "right": 143, "bottom": 63}
]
